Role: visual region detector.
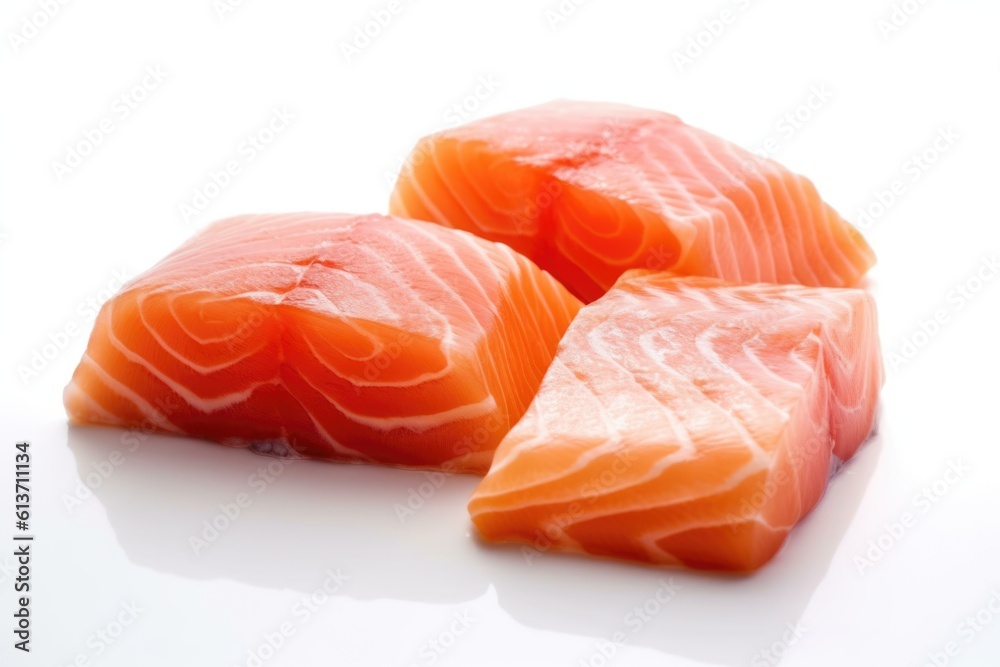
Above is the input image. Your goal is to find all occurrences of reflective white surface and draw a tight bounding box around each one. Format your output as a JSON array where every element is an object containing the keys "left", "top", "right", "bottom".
[{"left": 2, "top": 0, "right": 999, "bottom": 665}]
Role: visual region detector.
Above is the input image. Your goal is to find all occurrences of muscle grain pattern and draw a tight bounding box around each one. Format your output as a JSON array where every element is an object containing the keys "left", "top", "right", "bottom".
[
  {"left": 390, "top": 100, "right": 875, "bottom": 302},
  {"left": 64, "top": 213, "right": 581, "bottom": 472},
  {"left": 468, "top": 273, "right": 883, "bottom": 571}
]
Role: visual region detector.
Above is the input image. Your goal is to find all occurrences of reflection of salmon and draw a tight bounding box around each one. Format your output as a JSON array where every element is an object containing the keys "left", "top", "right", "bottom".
[
  {"left": 468, "top": 272, "right": 883, "bottom": 572},
  {"left": 64, "top": 213, "right": 581, "bottom": 473},
  {"left": 390, "top": 100, "right": 876, "bottom": 302}
]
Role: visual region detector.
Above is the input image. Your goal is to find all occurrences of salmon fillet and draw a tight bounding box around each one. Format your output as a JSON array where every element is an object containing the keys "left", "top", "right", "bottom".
[
  {"left": 468, "top": 272, "right": 883, "bottom": 571},
  {"left": 64, "top": 213, "right": 582, "bottom": 473},
  {"left": 390, "top": 100, "right": 876, "bottom": 302}
]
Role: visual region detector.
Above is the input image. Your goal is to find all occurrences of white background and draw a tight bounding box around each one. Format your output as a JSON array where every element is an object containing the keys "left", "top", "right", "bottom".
[{"left": 2, "top": 1, "right": 999, "bottom": 665}]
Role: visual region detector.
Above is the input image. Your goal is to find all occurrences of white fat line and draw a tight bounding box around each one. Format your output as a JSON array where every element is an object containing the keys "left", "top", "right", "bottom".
[
  {"left": 812, "top": 188, "right": 860, "bottom": 285},
  {"left": 741, "top": 343, "right": 810, "bottom": 393},
  {"left": 137, "top": 294, "right": 269, "bottom": 373},
  {"left": 296, "top": 324, "right": 455, "bottom": 388},
  {"left": 64, "top": 380, "right": 119, "bottom": 423},
  {"left": 479, "top": 446, "right": 776, "bottom": 538},
  {"left": 695, "top": 325, "right": 792, "bottom": 422},
  {"left": 106, "top": 312, "right": 276, "bottom": 412},
  {"left": 773, "top": 172, "right": 833, "bottom": 285},
  {"left": 679, "top": 130, "right": 763, "bottom": 281},
  {"left": 292, "top": 362, "right": 500, "bottom": 432},
  {"left": 347, "top": 237, "right": 457, "bottom": 347},
  {"left": 638, "top": 506, "right": 792, "bottom": 563},
  {"left": 716, "top": 141, "right": 786, "bottom": 282},
  {"left": 433, "top": 141, "right": 530, "bottom": 237},
  {"left": 403, "top": 158, "right": 459, "bottom": 228},
  {"left": 282, "top": 286, "right": 395, "bottom": 355},
  {"left": 646, "top": 137, "right": 735, "bottom": 280},
  {"left": 375, "top": 221, "right": 495, "bottom": 368},
  {"left": 748, "top": 163, "right": 822, "bottom": 286},
  {"left": 77, "top": 354, "right": 183, "bottom": 433},
  {"left": 297, "top": 404, "right": 378, "bottom": 460},
  {"left": 478, "top": 362, "right": 632, "bottom": 492}
]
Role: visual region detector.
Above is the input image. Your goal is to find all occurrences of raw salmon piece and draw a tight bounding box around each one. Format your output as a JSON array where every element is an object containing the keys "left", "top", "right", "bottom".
[
  {"left": 64, "top": 213, "right": 582, "bottom": 473},
  {"left": 468, "top": 272, "right": 883, "bottom": 571},
  {"left": 390, "top": 100, "right": 876, "bottom": 302}
]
